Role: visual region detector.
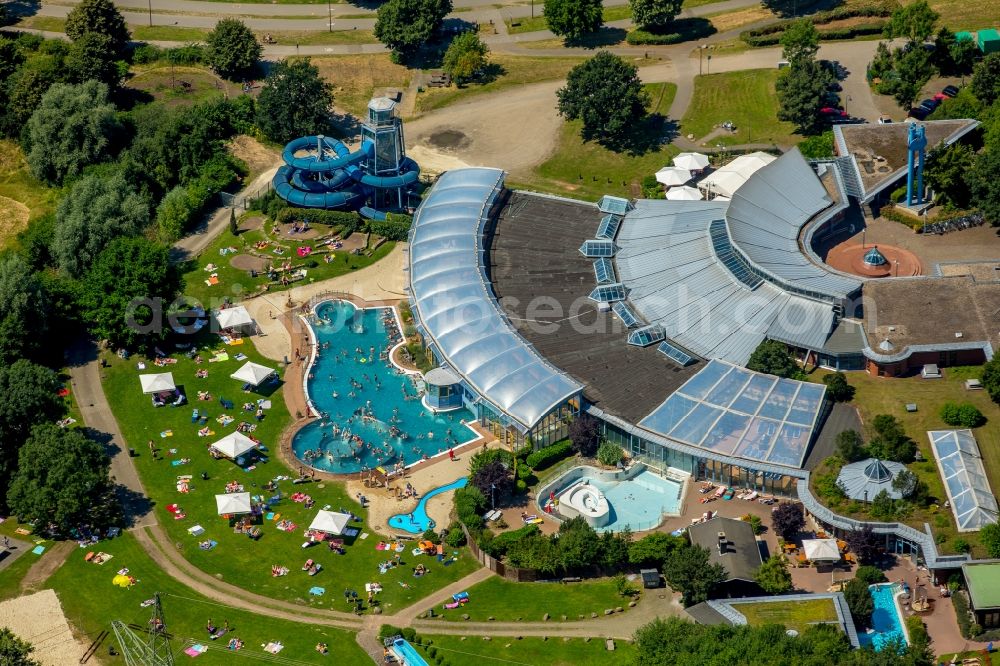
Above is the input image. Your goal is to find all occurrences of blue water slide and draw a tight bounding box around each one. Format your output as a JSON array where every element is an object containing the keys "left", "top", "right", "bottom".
[
  {"left": 282, "top": 136, "right": 365, "bottom": 173},
  {"left": 273, "top": 165, "right": 366, "bottom": 209},
  {"left": 352, "top": 157, "right": 420, "bottom": 189}
]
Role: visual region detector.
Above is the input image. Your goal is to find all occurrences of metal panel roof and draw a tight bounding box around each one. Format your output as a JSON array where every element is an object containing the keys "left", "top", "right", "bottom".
[
  {"left": 407, "top": 168, "right": 582, "bottom": 430},
  {"left": 725, "top": 149, "right": 862, "bottom": 300}
]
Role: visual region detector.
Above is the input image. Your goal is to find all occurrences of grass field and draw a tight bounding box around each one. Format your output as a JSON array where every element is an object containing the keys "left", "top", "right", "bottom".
[
  {"left": 706, "top": 5, "right": 775, "bottom": 32},
  {"left": 0, "top": 140, "right": 59, "bottom": 246},
  {"left": 179, "top": 218, "right": 395, "bottom": 306},
  {"left": 128, "top": 66, "right": 237, "bottom": 108},
  {"left": 733, "top": 598, "right": 839, "bottom": 634},
  {"left": 427, "top": 576, "right": 631, "bottom": 622},
  {"left": 807, "top": 366, "right": 1000, "bottom": 557},
  {"left": 133, "top": 25, "right": 211, "bottom": 42},
  {"left": 525, "top": 82, "right": 678, "bottom": 201},
  {"left": 926, "top": 0, "right": 999, "bottom": 30},
  {"left": 680, "top": 69, "right": 798, "bottom": 148},
  {"left": 414, "top": 634, "right": 638, "bottom": 666},
  {"left": 415, "top": 55, "right": 584, "bottom": 115},
  {"left": 312, "top": 54, "right": 412, "bottom": 118},
  {"left": 101, "top": 337, "right": 478, "bottom": 612},
  {"left": 506, "top": 5, "right": 632, "bottom": 34},
  {"left": 44, "top": 532, "right": 368, "bottom": 664}
]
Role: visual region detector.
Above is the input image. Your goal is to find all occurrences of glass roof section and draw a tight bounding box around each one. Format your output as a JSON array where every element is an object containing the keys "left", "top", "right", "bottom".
[
  {"left": 597, "top": 214, "right": 623, "bottom": 239},
  {"left": 589, "top": 283, "right": 627, "bottom": 303},
  {"left": 638, "top": 359, "right": 826, "bottom": 469},
  {"left": 658, "top": 341, "right": 694, "bottom": 366},
  {"left": 407, "top": 167, "right": 583, "bottom": 431},
  {"left": 613, "top": 302, "right": 640, "bottom": 328},
  {"left": 928, "top": 430, "right": 999, "bottom": 532},
  {"left": 579, "top": 239, "right": 617, "bottom": 257},
  {"left": 598, "top": 195, "right": 632, "bottom": 215},
  {"left": 594, "top": 257, "right": 615, "bottom": 284},
  {"left": 709, "top": 219, "right": 763, "bottom": 290},
  {"left": 628, "top": 324, "right": 666, "bottom": 347}
]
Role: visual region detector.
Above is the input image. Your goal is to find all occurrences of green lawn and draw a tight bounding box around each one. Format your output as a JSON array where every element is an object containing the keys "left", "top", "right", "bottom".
[
  {"left": 507, "top": 5, "right": 632, "bottom": 33},
  {"left": 13, "top": 16, "right": 65, "bottom": 32},
  {"left": 680, "top": 69, "right": 799, "bottom": 148},
  {"left": 133, "top": 25, "right": 211, "bottom": 42},
  {"left": 45, "top": 532, "right": 367, "bottom": 664},
  {"left": 733, "top": 598, "right": 839, "bottom": 634},
  {"left": 179, "top": 216, "right": 395, "bottom": 307},
  {"left": 415, "top": 634, "right": 637, "bottom": 666},
  {"left": 807, "top": 366, "right": 1000, "bottom": 557},
  {"left": 928, "top": 0, "right": 999, "bottom": 30},
  {"left": 101, "top": 338, "right": 479, "bottom": 612},
  {"left": 428, "top": 576, "right": 632, "bottom": 622},
  {"left": 270, "top": 29, "right": 379, "bottom": 46},
  {"left": 0, "top": 140, "right": 58, "bottom": 247},
  {"left": 415, "top": 55, "right": 585, "bottom": 115},
  {"left": 524, "top": 82, "right": 678, "bottom": 201},
  {"left": 128, "top": 66, "right": 238, "bottom": 109}
]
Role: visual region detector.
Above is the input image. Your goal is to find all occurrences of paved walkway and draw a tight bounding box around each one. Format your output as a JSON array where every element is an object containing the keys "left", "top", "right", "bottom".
[{"left": 0, "top": 537, "right": 31, "bottom": 574}]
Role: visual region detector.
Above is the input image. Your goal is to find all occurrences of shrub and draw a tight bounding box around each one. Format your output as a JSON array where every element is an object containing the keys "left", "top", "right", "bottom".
[
  {"left": 940, "top": 401, "right": 985, "bottom": 428},
  {"left": 854, "top": 565, "right": 887, "bottom": 585},
  {"left": 401, "top": 627, "right": 416, "bottom": 642},
  {"left": 626, "top": 18, "right": 715, "bottom": 45},
  {"left": 954, "top": 538, "right": 971, "bottom": 553},
  {"left": 953, "top": 591, "right": 976, "bottom": 638},
  {"left": 367, "top": 212, "right": 412, "bottom": 241},
  {"left": 422, "top": 528, "right": 441, "bottom": 544},
  {"left": 597, "top": 441, "right": 624, "bottom": 467},
  {"left": 483, "top": 524, "right": 540, "bottom": 558},
  {"left": 515, "top": 479, "right": 528, "bottom": 494},
  {"left": 445, "top": 525, "right": 466, "bottom": 548},
  {"left": 275, "top": 207, "right": 361, "bottom": 231},
  {"left": 741, "top": 1, "right": 894, "bottom": 46},
  {"left": 379, "top": 624, "right": 403, "bottom": 639},
  {"left": 525, "top": 441, "right": 573, "bottom": 471},
  {"left": 823, "top": 372, "right": 855, "bottom": 402}
]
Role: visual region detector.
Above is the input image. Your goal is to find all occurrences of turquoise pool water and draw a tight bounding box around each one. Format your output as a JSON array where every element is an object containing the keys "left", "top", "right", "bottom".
[
  {"left": 550, "top": 468, "right": 683, "bottom": 532},
  {"left": 860, "top": 583, "right": 908, "bottom": 651},
  {"left": 389, "top": 477, "right": 468, "bottom": 534},
  {"left": 291, "top": 301, "right": 477, "bottom": 474},
  {"left": 392, "top": 638, "right": 428, "bottom": 666}
]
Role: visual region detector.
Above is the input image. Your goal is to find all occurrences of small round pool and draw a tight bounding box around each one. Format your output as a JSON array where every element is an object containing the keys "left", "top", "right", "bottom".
[
  {"left": 388, "top": 477, "right": 468, "bottom": 533},
  {"left": 291, "top": 301, "right": 478, "bottom": 474}
]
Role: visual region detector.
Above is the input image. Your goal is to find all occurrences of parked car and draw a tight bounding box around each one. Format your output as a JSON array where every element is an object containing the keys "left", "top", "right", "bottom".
[
  {"left": 919, "top": 98, "right": 940, "bottom": 112},
  {"left": 878, "top": 115, "right": 893, "bottom": 124},
  {"left": 820, "top": 106, "right": 847, "bottom": 116},
  {"left": 942, "top": 85, "right": 959, "bottom": 97},
  {"left": 932, "top": 92, "right": 948, "bottom": 101},
  {"left": 908, "top": 107, "right": 929, "bottom": 120}
]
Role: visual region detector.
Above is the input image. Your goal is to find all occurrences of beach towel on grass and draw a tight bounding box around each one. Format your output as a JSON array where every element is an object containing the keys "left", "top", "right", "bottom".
[{"left": 309, "top": 586, "right": 325, "bottom": 596}]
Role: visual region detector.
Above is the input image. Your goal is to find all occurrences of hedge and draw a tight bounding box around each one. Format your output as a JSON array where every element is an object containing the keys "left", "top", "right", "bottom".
[
  {"left": 275, "top": 207, "right": 361, "bottom": 232},
  {"left": 367, "top": 213, "right": 412, "bottom": 241},
  {"left": 626, "top": 18, "right": 715, "bottom": 45},
  {"left": 525, "top": 441, "right": 573, "bottom": 471},
  {"left": 740, "top": 1, "right": 895, "bottom": 46},
  {"left": 482, "top": 523, "right": 540, "bottom": 558}
]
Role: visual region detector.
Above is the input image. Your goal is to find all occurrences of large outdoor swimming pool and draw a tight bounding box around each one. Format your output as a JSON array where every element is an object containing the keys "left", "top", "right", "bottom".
[
  {"left": 859, "top": 583, "right": 908, "bottom": 651},
  {"left": 291, "top": 300, "right": 477, "bottom": 473}
]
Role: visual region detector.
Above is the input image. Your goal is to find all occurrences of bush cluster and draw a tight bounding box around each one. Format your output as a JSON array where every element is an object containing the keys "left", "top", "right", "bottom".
[
  {"left": 939, "top": 401, "right": 985, "bottom": 428},
  {"left": 274, "top": 207, "right": 361, "bottom": 233},
  {"left": 741, "top": 2, "right": 894, "bottom": 46},
  {"left": 367, "top": 213, "right": 412, "bottom": 241},
  {"left": 626, "top": 18, "right": 715, "bottom": 45},
  {"left": 524, "top": 441, "right": 573, "bottom": 471},
  {"left": 481, "top": 523, "right": 540, "bottom": 558}
]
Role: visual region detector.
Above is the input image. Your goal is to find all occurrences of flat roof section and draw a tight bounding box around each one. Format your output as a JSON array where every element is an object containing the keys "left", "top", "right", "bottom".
[
  {"left": 488, "top": 192, "right": 701, "bottom": 424},
  {"left": 964, "top": 562, "right": 1000, "bottom": 609},
  {"left": 688, "top": 516, "right": 762, "bottom": 583}
]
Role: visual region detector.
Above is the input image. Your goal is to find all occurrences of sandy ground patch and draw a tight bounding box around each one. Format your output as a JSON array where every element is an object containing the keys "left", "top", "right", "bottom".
[
  {"left": 227, "top": 135, "right": 281, "bottom": 179},
  {"left": 0, "top": 195, "right": 29, "bottom": 240},
  {"left": 406, "top": 145, "right": 471, "bottom": 178},
  {"left": 0, "top": 590, "right": 90, "bottom": 665},
  {"left": 708, "top": 6, "right": 774, "bottom": 32}
]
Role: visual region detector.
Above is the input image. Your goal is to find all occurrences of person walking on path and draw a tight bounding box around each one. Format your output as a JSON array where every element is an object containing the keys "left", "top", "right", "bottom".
[{"left": 448, "top": 448, "right": 455, "bottom": 461}]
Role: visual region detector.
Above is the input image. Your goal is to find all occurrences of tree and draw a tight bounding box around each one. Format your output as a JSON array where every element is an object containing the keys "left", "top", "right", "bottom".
[
  {"left": 0, "top": 37, "right": 24, "bottom": 83},
  {"left": 557, "top": 51, "right": 648, "bottom": 148},
  {"left": 772, "top": 502, "right": 804, "bottom": 540},
  {"left": 836, "top": 429, "right": 866, "bottom": 462},
  {"left": 969, "top": 149, "right": 1000, "bottom": 226},
  {"left": 65, "top": 0, "right": 130, "bottom": 56},
  {"left": 891, "top": 469, "right": 927, "bottom": 502},
  {"left": 777, "top": 58, "right": 833, "bottom": 134},
  {"left": 0, "top": 255, "right": 48, "bottom": 366},
  {"left": 544, "top": 0, "right": 603, "bottom": 41},
  {"left": 54, "top": 171, "right": 149, "bottom": 277},
  {"left": 867, "top": 414, "right": 916, "bottom": 463},
  {"left": 628, "top": 0, "right": 682, "bottom": 30},
  {"left": 470, "top": 459, "right": 513, "bottom": 506},
  {"left": 844, "top": 526, "right": 881, "bottom": 564},
  {"left": 854, "top": 565, "right": 887, "bottom": 585},
  {"left": 755, "top": 554, "right": 793, "bottom": 594},
  {"left": 971, "top": 53, "right": 1000, "bottom": 106},
  {"left": 506, "top": 533, "right": 561, "bottom": 575},
  {"left": 0, "top": 65, "right": 57, "bottom": 140},
  {"left": 65, "top": 31, "right": 121, "bottom": 87},
  {"left": 374, "top": 0, "right": 452, "bottom": 61},
  {"left": 0, "top": 360, "right": 65, "bottom": 505},
  {"left": 884, "top": 0, "right": 938, "bottom": 43},
  {"left": 980, "top": 523, "right": 1000, "bottom": 558},
  {"left": 747, "top": 339, "right": 800, "bottom": 378},
  {"left": 79, "top": 237, "right": 179, "bottom": 348},
  {"left": 256, "top": 58, "right": 334, "bottom": 144},
  {"left": 7, "top": 424, "right": 114, "bottom": 533},
  {"left": 0, "top": 628, "right": 40, "bottom": 666},
  {"left": 883, "top": 45, "right": 934, "bottom": 110},
  {"left": 924, "top": 143, "right": 974, "bottom": 209},
  {"left": 442, "top": 32, "right": 489, "bottom": 85},
  {"left": 844, "top": 578, "right": 874, "bottom": 628},
  {"left": 869, "top": 489, "right": 896, "bottom": 520},
  {"left": 557, "top": 517, "right": 600, "bottom": 571},
  {"left": 628, "top": 531, "right": 684, "bottom": 569},
  {"left": 798, "top": 131, "right": 834, "bottom": 158},
  {"left": 468, "top": 448, "right": 512, "bottom": 476},
  {"left": 229, "top": 207, "right": 239, "bottom": 236},
  {"left": 569, "top": 413, "right": 601, "bottom": 456},
  {"left": 599, "top": 528, "right": 631, "bottom": 570},
  {"left": 950, "top": 38, "right": 980, "bottom": 76},
  {"left": 780, "top": 19, "right": 820, "bottom": 65},
  {"left": 22, "top": 81, "right": 119, "bottom": 185},
  {"left": 823, "top": 372, "right": 854, "bottom": 402},
  {"left": 663, "top": 544, "right": 727, "bottom": 606},
  {"left": 868, "top": 41, "right": 894, "bottom": 82},
  {"left": 206, "top": 19, "right": 261, "bottom": 80},
  {"left": 597, "top": 441, "right": 624, "bottom": 467}
]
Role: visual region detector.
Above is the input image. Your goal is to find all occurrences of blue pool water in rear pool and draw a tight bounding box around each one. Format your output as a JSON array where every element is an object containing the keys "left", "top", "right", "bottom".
[
  {"left": 859, "top": 583, "right": 908, "bottom": 651},
  {"left": 388, "top": 477, "right": 468, "bottom": 533},
  {"left": 291, "top": 301, "right": 477, "bottom": 474},
  {"left": 392, "top": 638, "right": 428, "bottom": 666}
]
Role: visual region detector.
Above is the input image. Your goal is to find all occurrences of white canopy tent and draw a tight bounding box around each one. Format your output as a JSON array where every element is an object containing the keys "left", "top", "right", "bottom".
[
  {"left": 309, "top": 510, "right": 352, "bottom": 536},
  {"left": 231, "top": 361, "right": 276, "bottom": 387},
  {"left": 215, "top": 492, "right": 252, "bottom": 516},
  {"left": 654, "top": 166, "right": 693, "bottom": 187},
  {"left": 139, "top": 373, "right": 176, "bottom": 394},
  {"left": 802, "top": 538, "right": 841, "bottom": 562},
  {"left": 673, "top": 152, "right": 710, "bottom": 172},
  {"left": 209, "top": 432, "right": 258, "bottom": 460},
  {"left": 665, "top": 185, "right": 704, "bottom": 201},
  {"left": 214, "top": 306, "right": 255, "bottom": 331},
  {"left": 697, "top": 151, "right": 777, "bottom": 198}
]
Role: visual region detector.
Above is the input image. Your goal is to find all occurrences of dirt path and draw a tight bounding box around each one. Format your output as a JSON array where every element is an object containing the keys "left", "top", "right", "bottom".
[{"left": 19, "top": 541, "right": 75, "bottom": 594}]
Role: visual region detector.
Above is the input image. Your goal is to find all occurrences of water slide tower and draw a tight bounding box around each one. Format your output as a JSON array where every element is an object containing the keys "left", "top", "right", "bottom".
[{"left": 905, "top": 122, "right": 927, "bottom": 206}]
